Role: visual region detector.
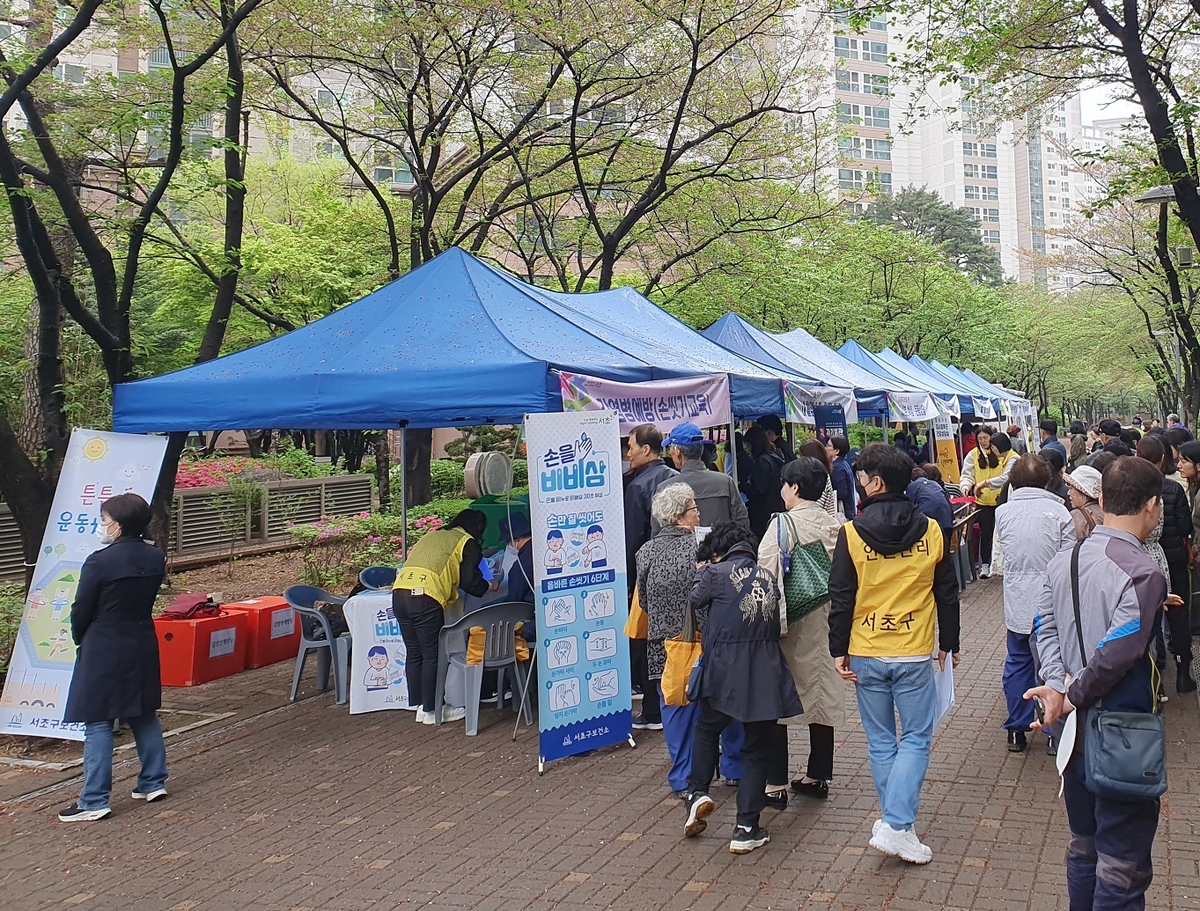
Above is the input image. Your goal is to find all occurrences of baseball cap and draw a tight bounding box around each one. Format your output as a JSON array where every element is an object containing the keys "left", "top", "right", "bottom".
[
  {"left": 1098, "top": 419, "right": 1122, "bottom": 437},
  {"left": 665, "top": 422, "right": 705, "bottom": 447}
]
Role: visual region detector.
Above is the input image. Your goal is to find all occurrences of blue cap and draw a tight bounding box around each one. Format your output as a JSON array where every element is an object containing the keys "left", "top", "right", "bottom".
[
  {"left": 498, "top": 512, "right": 532, "bottom": 542},
  {"left": 665, "top": 422, "right": 705, "bottom": 447}
]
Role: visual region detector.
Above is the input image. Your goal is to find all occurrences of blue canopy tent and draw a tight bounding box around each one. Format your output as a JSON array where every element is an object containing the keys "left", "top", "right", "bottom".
[
  {"left": 961, "top": 368, "right": 1030, "bottom": 411},
  {"left": 112, "top": 248, "right": 784, "bottom": 433},
  {"left": 906, "top": 354, "right": 1001, "bottom": 420},
  {"left": 838, "top": 340, "right": 963, "bottom": 417}
]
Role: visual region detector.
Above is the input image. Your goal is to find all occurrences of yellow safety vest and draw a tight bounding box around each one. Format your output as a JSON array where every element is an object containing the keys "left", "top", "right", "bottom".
[
  {"left": 843, "top": 519, "right": 942, "bottom": 659},
  {"left": 972, "top": 450, "right": 1009, "bottom": 507},
  {"left": 393, "top": 528, "right": 472, "bottom": 608}
]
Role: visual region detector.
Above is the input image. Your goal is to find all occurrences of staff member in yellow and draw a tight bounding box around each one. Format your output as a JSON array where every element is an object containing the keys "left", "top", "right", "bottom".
[
  {"left": 959, "top": 425, "right": 1017, "bottom": 578},
  {"left": 393, "top": 509, "right": 496, "bottom": 724},
  {"left": 829, "top": 444, "right": 960, "bottom": 865}
]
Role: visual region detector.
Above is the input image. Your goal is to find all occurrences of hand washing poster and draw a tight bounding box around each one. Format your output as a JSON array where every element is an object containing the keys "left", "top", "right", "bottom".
[
  {"left": 525, "top": 410, "right": 632, "bottom": 769},
  {"left": 1, "top": 430, "right": 168, "bottom": 740}
]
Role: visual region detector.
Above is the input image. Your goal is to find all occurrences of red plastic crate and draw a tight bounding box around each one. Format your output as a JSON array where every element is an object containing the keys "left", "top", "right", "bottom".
[
  {"left": 155, "top": 611, "right": 248, "bottom": 686},
  {"left": 222, "top": 596, "right": 300, "bottom": 669}
]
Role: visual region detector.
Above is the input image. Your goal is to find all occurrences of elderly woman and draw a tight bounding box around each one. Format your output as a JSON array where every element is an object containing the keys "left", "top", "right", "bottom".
[
  {"left": 636, "top": 482, "right": 702, "bottom": 795},
  {"left": 59, "top": 494, "right": 168, "bottom": 822},
  {"left": 994, "top": 455, "right": 1073, "bottom": 754},
  {"left": 758, "top": 457, "right": 845, "bottom": 806},
  {"left": 1064, "top": 465, "right": 1104, "bottom": 540}
]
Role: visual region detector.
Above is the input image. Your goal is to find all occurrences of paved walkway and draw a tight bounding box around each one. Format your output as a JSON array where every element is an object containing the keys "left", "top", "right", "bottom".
[{"left": 2, "top": 578, "right": 1199, "bottom": 911}]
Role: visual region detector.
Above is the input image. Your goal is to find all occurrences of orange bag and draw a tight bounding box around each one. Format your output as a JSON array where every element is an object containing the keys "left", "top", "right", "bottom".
[{"left": 623, "top": 587, "right": 649, "bottom": 639}]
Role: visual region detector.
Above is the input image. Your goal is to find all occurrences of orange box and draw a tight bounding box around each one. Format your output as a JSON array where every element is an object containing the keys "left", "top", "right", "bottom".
[
  {"left": 222, "top": 596, "right": 300, "bottom": 669},
  {"left": 155, "top": 611, "right": 248, "bottom": 686}
]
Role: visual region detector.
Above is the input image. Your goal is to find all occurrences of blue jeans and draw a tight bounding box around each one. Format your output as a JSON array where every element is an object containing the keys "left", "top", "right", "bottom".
[
  {"left": 1003, "top": 630, "right": 1037, "bottom": 732},
  {"left": 79, "top": 713, "right": 168, "bottom": 810},
  {"left": 659, "top": 690, "right": 698, "bottom": 792},
  {"left": 849, "top": 657, "right": 936, "bottom": 831}
]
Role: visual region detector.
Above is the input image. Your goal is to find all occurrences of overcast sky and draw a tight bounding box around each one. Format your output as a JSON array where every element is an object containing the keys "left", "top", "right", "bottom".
[{"left": 1080, "top": 84, "right": 1141, "bottom": 124}]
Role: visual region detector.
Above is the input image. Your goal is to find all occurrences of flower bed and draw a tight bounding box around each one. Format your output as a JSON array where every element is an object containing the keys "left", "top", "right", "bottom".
[{"left": 176, "top": 456, "right": 259, "bottom": 489}]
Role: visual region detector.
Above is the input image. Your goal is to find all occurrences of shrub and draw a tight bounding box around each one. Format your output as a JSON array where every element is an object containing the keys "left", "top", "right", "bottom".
[
  {"left": 0, "top": 582, "right": 25, "bottom": 684},
  {"left": 511, "top": 458, "right": 527, "bottom": 488},
  {"left": 430, "top": 459, "right": 466, "bottom": 498}
]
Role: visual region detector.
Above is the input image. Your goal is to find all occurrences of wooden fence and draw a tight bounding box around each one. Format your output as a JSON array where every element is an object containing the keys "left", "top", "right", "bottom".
[{"left": 0, "top": 474, "right": 375, "bottom": 581}]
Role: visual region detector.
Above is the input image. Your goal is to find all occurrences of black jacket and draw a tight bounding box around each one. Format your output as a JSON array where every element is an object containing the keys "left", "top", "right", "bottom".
[
  {"left": 828, "top": 493, "right": 960, "bottom": 657},
  {"left": 741, "top": 451, "right": 785, "bottom": 541},
  {"left": 688, "top": 542, "right": 803, "bottom": 723},
  {"left": 63, "top": 536, "right": 166, "bottom": 723},
  {"left": 623, "top": 460, "right": 677, "bottom": 592},
  {"left": 1161, "top": 477, "right": 1193, "bottom": 565}
]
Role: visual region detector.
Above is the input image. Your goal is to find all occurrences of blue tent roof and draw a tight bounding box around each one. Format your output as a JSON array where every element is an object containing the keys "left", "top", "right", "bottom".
[
  {"left": 839, "top": 341, "right": 963, "bottom": 417},
  {"left": 701, "top": 314, "right": 836, "bottom": 385},
  {"left": 112, "top": 248, "right": 782, "bottom": 432},
  {"left": 774, "top": 326, "right": 921, "bottom": 396}
]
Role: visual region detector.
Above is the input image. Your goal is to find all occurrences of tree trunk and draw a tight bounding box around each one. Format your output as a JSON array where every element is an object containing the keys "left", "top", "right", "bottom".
[
  {"left": 404, "top": 428, "right": 433, "bottom": 506},
  {"left": 0, "top": 411, "right": 54, "bottom": 585},
  {"left": 375, "top": 433, "right": 391, "bottom": 512}
]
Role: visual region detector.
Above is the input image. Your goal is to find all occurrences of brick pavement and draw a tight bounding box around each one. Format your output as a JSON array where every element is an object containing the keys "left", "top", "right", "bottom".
[{"left": 1, "top": 577, "right": 1199, "bottom": 911}]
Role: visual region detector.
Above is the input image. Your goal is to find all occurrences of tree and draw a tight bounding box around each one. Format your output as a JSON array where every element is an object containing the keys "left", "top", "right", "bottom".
[{"left": 865, "top": 187, "right": 1004, "bottom": 285}]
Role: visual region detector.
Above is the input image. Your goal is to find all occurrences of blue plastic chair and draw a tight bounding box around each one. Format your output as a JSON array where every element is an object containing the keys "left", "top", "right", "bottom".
[
  {"left": 358, "top": 565, "right": 397, "bottom": 590},
  {"left": 284, "top": 585, "right": 351, "bottom": 704}
]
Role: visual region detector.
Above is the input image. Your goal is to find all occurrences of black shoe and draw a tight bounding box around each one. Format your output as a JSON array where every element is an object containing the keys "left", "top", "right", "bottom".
[
  {"left": 632, "top": 714, "right": 663, "bottom": 731},
  {"left": 57, "top": 804, "right": 111, "bottom": 822},
  {"left": 729, "top": 825, "right": 770, "bottom": 854},
  {"left": 673, "top": 789, "right": 691, "bottom": 801},
  {"left": 1046, "top": 736, "right": 1057, "bottom": 756},
  {"left": 684, "top": 792, "right": 715, "bottom": 837},
  {"left": 790, "top": 778, "right": 829, "bottom": 799},
  {"left": 1007, "top": 730, "right": 1028, "bottom": 752},
  {"left": 764, "top": 790, "right": 788, "bottom": 812},
  {"left": 1178, "top": 666, "right": 1197, "bottom": 694},
  {"left": 723, "top": 777, "right": 740, "bottom": 787}
]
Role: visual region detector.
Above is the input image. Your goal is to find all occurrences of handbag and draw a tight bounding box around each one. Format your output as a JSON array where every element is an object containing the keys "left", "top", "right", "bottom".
[
  {"left": 661, "top": 606, "right": 702, "bottom": 707},
  {"left": 681, "top": 563, "right": 762, "bottom": 705},
  {"left": 1069, "top": 541, "right": 1168, "bottom": 801},
  {"left": 778, "top": 514, "right": 832, "bottom": 625},
  {"left": 623, "top": 587, "right": 649, "bottom": 640}
]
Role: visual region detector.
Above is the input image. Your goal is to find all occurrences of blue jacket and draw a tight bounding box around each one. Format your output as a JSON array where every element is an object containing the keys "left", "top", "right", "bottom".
[
  {"left": 1041, "top": 437, "right": 1068, "bottom": 462},
  {"left": 906, "top": 477, "right": 953, "bottom": 531},
  {"left": 831, "top": 456, "right": 856, "bottom": 522}
]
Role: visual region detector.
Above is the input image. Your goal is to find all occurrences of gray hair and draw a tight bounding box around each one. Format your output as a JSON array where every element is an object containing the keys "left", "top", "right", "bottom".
[
  {"left": 651, "top": 482, "right": 695, "bottom": 526},
  {"left": 671, "top": 442, "right": 704, "bottom": 462}
]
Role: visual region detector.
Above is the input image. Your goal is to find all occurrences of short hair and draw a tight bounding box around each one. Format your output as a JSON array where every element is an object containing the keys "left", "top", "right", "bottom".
[
  {"left": 993, "top": 433, "right": 1012, "bottom": 454},
  {"left": 799, "top": 439, "right": 831, "bottom": 471},
  {"left": 587, "top": 525, "right": 603, "bottom": 535},
  {"left": 1102, "top": 456, "right": 1163, "bottom": 516},
  {"left": 672, "top": 442, "right": 704, "bottom": 461},
  {"left": 547, "top": 529, "right": 563, "bottom": 540},
  {"left": 1120, "top": 428, "right": 1141, "bottom": 445},
  {"left": 782, "top": 457, "right": 829, "bottom": 502},
  {"left": 1069, "top": 420, "right": 1086, "bottom": 435},
  {"left": 1101, "top": 440, "right": 1133, "bottom": 457},
  {"left": 629, "top": 423, "right": 664, "bottom": 451},
  {"left": 1041, "top": 448, "right": 1065, "bottom": 473},
  {"left": 1168, "top": 413, "right": 1181, "bottom": 424},
  {"left": 1007, "top": 424, "right": 1022, "bottom": 435},
  {"left": 856, "top": 442, "right": 914, "bottom": 494},
  {"left": 1039, "top": 418, "right": 1058, "bottom": 436},
  {"left": 828, "top": 436, "right": 850, "bottom": 458},
  {"left": 1011, "top": 453, "right": 1051, "bottom": 490},
  {"left": 1166, "top": 428, "right": 1187, "bottom": 451},
  {"left": 651, "top": 482, "right": 695, "bottom": 525},
  {"left": 1089, "top": 450, "right": 1120, "bottom": 473},
  {"left": 446, "top": 508, "right": 487, "bottom": 540},
  {"left": 921, "top": 462, "right": 944, "bottom": 484},
  {"left": 745, "top": 425, "right": 770, "bottom": 458},
  {"left": 757, "top": 414, "right": 784, "bottom": 436},
  {"left": 102, "top": 492, "right": 152, "bottom": 537},
  {"left": 367, "top": 645, "right": 388, "bottom": 658},
  {"left": 1178, "top": 440, "right": 1200, "bottom": 465},
  {"left": 1136, "top": 433, "right": 1166, "bottom": 468},
  {"left": 696, "top": 521, "right": 755, "bottom": 563}
]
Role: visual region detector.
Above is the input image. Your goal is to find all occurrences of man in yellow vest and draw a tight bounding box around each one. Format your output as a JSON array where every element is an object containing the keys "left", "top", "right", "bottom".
[
  {"left": 828, "top": 444, "right": 960, "bottom": 865},
  {"left": 393, "top": 509, "right": 496, "bottom": 724}
]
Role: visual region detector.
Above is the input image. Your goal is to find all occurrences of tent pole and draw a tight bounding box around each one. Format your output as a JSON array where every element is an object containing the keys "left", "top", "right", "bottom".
[
  {"left": 728, "top": 418, "right": 737, "bottom": 480},
  {"left": 400, "top": 424, "right": 408, "bottom": 561}
]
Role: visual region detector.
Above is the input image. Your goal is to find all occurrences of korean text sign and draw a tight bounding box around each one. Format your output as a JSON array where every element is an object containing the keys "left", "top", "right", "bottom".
[
  {"left": 559, "top": 372, "right": 731, "bottom": 435},
  {"left": 1, "top": 430, "right": 168, "bottom": 740},
  {"left": 525, "top": 410, "right": 631, "bottom": 764}
]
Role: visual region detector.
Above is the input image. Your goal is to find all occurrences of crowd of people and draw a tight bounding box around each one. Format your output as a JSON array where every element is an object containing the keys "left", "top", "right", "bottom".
[{"left": 624, "top": 411, "right": 1190, "bottom": 908}]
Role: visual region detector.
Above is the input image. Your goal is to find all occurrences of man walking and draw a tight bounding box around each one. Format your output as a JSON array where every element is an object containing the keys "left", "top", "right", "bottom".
[
  {"left": 1026, "top": 456, "right": 1167, "bottom": 911},
  {"left": 828, "top": 443, "right": 960, "bottom": 864},
  {"left": 1039, "top": 419, "right": 1068, "bottom": 461}
]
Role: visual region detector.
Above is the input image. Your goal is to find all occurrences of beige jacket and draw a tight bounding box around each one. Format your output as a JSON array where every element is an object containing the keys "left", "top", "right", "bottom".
[{"left": 758, "top": 500, "right": 846, "bottom": 729}]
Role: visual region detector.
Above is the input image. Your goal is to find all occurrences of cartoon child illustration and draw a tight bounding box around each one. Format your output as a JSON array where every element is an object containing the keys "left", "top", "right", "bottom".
[
  {"left": 28, "top": 589, "right": 46, "bottom": 620},
  {"left": 364, "top": 646, "right": 391, "bottom": 690},
  {"left": 545, "top": 530, "right": 565, "bottom": 574},
  {"left": 582, "top": 525, "right": 607, "bottom": 568},
  {"left": 47, "top": 628, "right": 72, "bottom": 658},
  {"left": 50, "top": 587, "right": 71, "bottom": 621}
]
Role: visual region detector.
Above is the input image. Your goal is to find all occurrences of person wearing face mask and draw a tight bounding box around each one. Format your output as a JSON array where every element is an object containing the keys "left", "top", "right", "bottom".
[{"left": 58, "top": 494, "right": 169, "bottom": 822}]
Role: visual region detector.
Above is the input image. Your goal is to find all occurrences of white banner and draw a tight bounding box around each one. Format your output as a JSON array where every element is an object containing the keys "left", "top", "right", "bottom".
[
  {"left": 1, "top": 430, "right": 168, "bottom": 740},
  {"left": 559, "top": 372, "right": 731, "bottom": 435},
  {"left": 344, "top": 590, "right": 415, "bottom": 714},
  {"left": 782, "top": 380, "right": 859, "bottom": 425},
  {"left": 525, "top": 410, "right": 632, "bottom": 770},
  {"left": 971, "top": 396, "right": 998, "bottom": 420},
  {"left": 886, "top": 391, "right": 942, "bottom": 422}
]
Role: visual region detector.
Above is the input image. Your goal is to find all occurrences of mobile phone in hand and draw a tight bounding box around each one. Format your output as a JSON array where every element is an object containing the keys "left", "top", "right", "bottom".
[{"left": 1033, "top": 695, "right": 1046, "bottom": 725}]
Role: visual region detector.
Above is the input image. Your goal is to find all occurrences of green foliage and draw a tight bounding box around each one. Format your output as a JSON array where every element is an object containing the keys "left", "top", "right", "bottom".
[
  {"left": 442, "top": 425, "right": 523, "bottom": 461},
  {"left": 428, "top": 460, "right": 466, "bottom": 499},
  {"left": 207, "top": 476, "right": 266, "bottom": 578},
  {"left": 0, "top": 582, "right": 24, "bottom": 683},
  {"left": 269, "top": 438, "right": 335, "bottom": 479}
]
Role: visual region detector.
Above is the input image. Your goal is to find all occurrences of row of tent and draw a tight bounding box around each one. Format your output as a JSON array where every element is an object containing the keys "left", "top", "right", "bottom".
[{"left": 112, "top": 248, "right": 1030, "bottom": 433}]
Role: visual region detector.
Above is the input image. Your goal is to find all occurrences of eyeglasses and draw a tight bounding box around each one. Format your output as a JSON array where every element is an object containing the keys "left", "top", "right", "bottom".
[{"left": 685, "top": 504, "right": 700, "bottom": 514}]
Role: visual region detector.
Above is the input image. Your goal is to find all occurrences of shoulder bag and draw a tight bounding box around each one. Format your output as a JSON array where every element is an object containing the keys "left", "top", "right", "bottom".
[
  {"left": 778, "top": 513, "right": 833, "bottom": 626},
  {"left": 1069, "top": 541, "right": 1168, "bottom": 801}
]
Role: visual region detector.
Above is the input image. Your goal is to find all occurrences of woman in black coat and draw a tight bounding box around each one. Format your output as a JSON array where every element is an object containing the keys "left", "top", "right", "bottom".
[
  {"left": 680, "top": 523, "right": 803, "bottom": 856},
  {"left": 740, "top": 425, "right": 784, "bottom": 541},
  {"left": 59, "top": 493, "right": 168, "bottom": 822}
]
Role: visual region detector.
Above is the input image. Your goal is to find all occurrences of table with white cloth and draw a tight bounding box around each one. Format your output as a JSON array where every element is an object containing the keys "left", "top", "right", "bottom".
[{"left": 342, "top": 590, "right": 417, "bottom": 715}]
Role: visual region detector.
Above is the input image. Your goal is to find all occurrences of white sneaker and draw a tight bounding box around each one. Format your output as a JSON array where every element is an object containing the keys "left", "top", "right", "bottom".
[
  {"left": 131, "top": 787, "right": 168, "bottom": 802},
  {"left": 416, "top": 710, "right": 435, "bottom": 725},
  {"left": 439, "top": 706, "right": 467, "bottom": 723},
  {"left": 870, "top": 822, "right": 932, "bottom": 864},
  {"left": 872, "top": 819, "right": 882, "bottom": 837},
  {"left": 979, "top": 563, "right": 991, "bottom": 579}
]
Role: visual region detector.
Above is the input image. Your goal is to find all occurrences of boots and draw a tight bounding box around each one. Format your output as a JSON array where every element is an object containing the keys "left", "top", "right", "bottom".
[{"left": 1177, "top": 654, "right": 1197, "bottom": 695}]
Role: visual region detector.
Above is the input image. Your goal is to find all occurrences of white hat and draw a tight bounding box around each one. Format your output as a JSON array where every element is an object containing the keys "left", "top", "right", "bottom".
[{"left": 1064, "top": 466, "right": 1102, "bottom": 501}]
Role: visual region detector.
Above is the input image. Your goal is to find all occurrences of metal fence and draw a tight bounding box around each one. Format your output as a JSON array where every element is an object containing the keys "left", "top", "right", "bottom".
[{"left": 0, "top": 474, "right": 375, "bottom": 581}]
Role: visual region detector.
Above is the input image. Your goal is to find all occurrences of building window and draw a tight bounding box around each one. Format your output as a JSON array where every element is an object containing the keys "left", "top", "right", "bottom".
[
  {"left": 837, "top": 104, "right": 888, "bottom": 128},
  {"left": 838, "top": 168, "right": 864, "bottom": 190},
  {"left": 839, "top": 137, "right": 862, "bottom": 158},
  {"left": 864, "top": 74, "right": 889, "bottom": 96},
  {"left": 872, "top": 172, "right": 892, "bottom": 194},
  {"left": 1048, "top": 195, "right": 1057, "bottom": 202},
  {"left": 964, "top": 185, "right": 980, "bottom": 200},
  {"left": 982, "top": 208, "right": 999, "bottom": 222},
  {"left": 982, "top": 142, "right": 997, "bottom": 157},
  {"left": 964, "top": 163, "right": 980, "bottom": 178},
  {"left": 982, "top": 165, "right": 997, "bottom": 179},
  {"left": 836, "top": 71, "right": 861, "bottom": 94},
  {"left": 963, "top": 141, "right": 979, "bottom": 156},
  {"left": 865, "top": 106, "right": 889, "bottom": 128},
  {"left": 834, "top": 36, "right": 855, "bottom": 58},
  {"left": 983, "top": 186, "right": 998, "bottom": 200},
  {"left": 864, "top": 138, "right": 891, "bottom": 160},
  {"left": 1062, "top": 197, "right": 1071, "bottom": 208},
  {"left": 980, "top": 229, "right": 1000, "bottom": 244},
  {"left": 316, "top": 89, "right": 338, "bottom": 107},
  {"left": 148, "top": 47, "right": 171, "bottom": 70},
  {"left": 53, "top": 63, "right": 86, "bottom": 83},
  {"left": 867, "top": 41, "right": 887, "bottom": 61},
  {"left": 869, "top": 12, "right": 887, "bottom": 30}
]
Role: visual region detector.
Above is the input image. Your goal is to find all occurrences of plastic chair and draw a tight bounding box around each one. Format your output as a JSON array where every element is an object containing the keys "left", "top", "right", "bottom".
[
  {"left": 284, "top": 585, "right": 351, "bottom": 704},
  {"left": 358, "top": 565, "right": 397, "bottom": 590},
  {"left": 433, "top": 601, "right": 535, "bottom": 735}
]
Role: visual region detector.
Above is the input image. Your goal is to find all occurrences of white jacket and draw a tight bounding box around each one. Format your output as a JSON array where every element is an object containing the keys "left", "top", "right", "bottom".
[
  {"left": 994, "top": 487, "right": 1074, "bottom": 633},
  {"left": 959, "top": 449, "right": 1018, "bottom": 497}
]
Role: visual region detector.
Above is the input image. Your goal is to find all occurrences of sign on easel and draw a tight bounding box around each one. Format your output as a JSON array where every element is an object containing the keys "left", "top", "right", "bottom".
[
  {"left": 1, "top": 430, "right": 168, "bottom": 740},
  {"left": 525, "top": 410, "right": 633, "bottom": 772}
]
